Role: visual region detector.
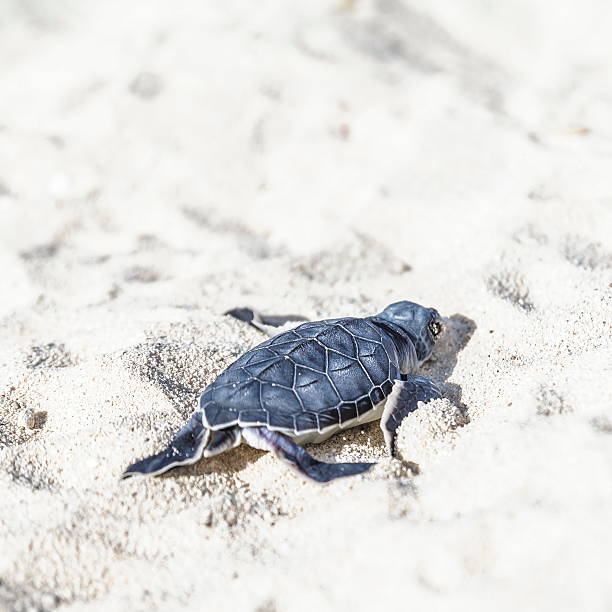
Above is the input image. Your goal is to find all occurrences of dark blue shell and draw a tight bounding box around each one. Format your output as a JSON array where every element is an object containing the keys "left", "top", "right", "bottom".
[{"left": 199, "top": 317, "right": 400, "bottom": 433}]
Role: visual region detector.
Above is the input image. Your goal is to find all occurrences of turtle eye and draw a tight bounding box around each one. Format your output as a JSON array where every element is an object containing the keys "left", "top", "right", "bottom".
[{"left": 428, "top": 320, "right": 442, "bottom": 337}]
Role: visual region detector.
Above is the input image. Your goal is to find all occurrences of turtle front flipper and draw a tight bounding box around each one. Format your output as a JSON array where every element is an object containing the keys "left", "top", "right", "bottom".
[
  {"left": 242, "top": 427, "right": 375, "bottom": 483},
  {"left": 380, "top": 375, "right": 442, "bottom": 456},
  {"left": 122, "top": 412, "right": 211, "bottom": 479},
  {"left": 225, "top": 307, "right": 308, "bottom": 337}
]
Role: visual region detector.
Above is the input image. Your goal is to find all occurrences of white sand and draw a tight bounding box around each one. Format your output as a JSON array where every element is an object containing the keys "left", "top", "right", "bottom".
[{"left": 1, "top": 1, "right": 612, "bottom": 610}]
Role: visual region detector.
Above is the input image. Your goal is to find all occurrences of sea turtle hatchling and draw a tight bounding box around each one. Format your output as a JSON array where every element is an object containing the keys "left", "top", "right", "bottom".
[{"left": 123, "top": 301, "right": 444, "bottom": 483}]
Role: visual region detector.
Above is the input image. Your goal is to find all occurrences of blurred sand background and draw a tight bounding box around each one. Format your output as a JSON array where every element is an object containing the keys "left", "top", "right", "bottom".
[{"left": 1, "top": 0, "right": 612, "bottom": 610}]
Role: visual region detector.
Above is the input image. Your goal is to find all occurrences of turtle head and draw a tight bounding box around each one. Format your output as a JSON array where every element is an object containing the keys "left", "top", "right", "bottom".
[{"left": 376, "top": 301, "right": 443, "bottom": 365}]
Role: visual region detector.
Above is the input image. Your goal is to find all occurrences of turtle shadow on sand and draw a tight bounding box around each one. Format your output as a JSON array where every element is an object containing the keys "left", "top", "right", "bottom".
[{"left": 162, "top": 443, "right": 264, "bottom": 480}]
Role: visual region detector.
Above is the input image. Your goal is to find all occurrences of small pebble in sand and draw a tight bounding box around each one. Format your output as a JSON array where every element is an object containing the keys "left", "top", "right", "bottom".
[
  {"left": 17, "top": 408, "right": 47, "bottom": 430},
  {"left": 129, "top": 72, "right": 164, "bottom": 100}
]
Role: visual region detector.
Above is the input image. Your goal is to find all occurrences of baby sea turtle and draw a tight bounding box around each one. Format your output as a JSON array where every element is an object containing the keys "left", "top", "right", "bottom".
[{"left": 123, "top": 301, "right": 444, "bottom": 483}]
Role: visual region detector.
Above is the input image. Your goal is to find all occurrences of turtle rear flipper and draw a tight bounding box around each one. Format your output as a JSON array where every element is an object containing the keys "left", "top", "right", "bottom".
[
  {"left": 242, "top": 426, "right": 374, "bottom": 483},
  {"left": 225, "top": 307, "right": 308, "bottom": 337},
  {"left": 122, "top": 412, "right": 210, "bottom": 479}
]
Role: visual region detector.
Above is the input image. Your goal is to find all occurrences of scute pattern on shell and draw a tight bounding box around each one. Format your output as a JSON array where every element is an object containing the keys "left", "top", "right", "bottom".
[{"left": 199, "top": 317, "right": 400, "bottom": 434}]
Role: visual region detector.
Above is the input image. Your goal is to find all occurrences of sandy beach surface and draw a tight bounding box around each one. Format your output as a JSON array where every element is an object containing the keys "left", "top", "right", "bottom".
[{"left": 1, "top": 1, "right": 612, "bottom": 610}]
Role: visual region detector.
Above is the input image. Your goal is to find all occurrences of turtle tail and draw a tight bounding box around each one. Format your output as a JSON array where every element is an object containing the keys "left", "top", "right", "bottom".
[{"left": 122, "top": 412, "right": 210, "bottom": 479}]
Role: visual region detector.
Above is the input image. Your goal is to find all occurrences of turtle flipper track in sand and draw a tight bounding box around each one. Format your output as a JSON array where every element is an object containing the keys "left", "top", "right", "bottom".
[{"left": 242, "top": 427, "right": 375, "bottom": 483}]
